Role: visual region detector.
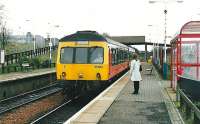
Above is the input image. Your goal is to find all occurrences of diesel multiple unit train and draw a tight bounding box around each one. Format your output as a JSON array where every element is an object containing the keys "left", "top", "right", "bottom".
[{"left": 56, "top": 31, "right": 135, "bottom": 91}]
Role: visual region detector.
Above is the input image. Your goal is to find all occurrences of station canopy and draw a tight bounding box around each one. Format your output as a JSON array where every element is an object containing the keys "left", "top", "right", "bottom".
[
  {"left": 110, "top": 36, "right": 145, "bottom": 45},
  {"left": 181, "top": 21, "right": 200, "bottom": 34}
]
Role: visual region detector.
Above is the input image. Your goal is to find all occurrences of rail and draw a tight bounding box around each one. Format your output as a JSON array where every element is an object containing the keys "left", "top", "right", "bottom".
[
  {"left": 0, "top": 85, "right": 62, "bottom": 115},
  {"left": 178, "top": 89, "right": 200, "bottom": 124}
]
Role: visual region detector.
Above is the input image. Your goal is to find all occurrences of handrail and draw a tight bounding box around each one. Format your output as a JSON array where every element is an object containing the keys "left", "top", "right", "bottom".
[
  {"left": 179, "top": 89, "right": 200, "bottom": 119},
  {"left": 178, "top": 89, "right": 200, "bottom": 124},
  {"left": 177, "top": 74, "right": 200, "bottom": 82}
]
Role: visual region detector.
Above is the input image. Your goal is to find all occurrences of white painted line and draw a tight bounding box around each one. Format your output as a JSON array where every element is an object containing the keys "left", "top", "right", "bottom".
[{"left": 64, "top": 71, "right": 129, "bottom": 124}]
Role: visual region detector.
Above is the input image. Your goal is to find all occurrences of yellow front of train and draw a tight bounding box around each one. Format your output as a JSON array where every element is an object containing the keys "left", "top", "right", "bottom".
[{"left": 56, "top": 31, "right": 109, "bottom": 81}]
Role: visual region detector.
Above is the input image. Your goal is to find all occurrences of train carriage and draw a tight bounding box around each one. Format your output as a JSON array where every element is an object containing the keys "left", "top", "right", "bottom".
[{"left": 56, "top": 31, "right": 134, "bottom": 82}]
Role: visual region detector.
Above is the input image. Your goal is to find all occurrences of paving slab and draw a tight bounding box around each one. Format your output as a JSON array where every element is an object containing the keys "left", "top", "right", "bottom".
[
  {"left": 99, "top": 63, "right": 172, "bottom": 124},
  {"left": 0, "top": 68, "right": 55, "bottom": 82},
  {"left": 66, "top": 63, "right": 184, "bottom": 124}
]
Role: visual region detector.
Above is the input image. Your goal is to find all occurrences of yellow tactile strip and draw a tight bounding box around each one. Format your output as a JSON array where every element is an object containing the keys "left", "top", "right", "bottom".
[{"left": 65, "top": 72, "right": 129, "bottom": 124}]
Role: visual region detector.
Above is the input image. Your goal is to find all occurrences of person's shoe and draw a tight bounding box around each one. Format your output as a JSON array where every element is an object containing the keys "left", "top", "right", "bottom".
[{"left": 132, "top": 92, "right": 137, "bottom": 94}]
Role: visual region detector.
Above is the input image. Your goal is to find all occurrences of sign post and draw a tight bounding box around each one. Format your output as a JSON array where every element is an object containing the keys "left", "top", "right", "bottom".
[
  {"left": 0, "top": 50, "right": 5, "bottom": 64},
  {"left": 49, "top": 40, "right": 52, "bottom": 68}
]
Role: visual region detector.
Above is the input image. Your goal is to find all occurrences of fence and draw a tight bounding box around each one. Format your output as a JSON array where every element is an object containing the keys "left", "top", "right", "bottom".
[
  {"left": 177, "top": 76, "right": 200, "bottom": 124},
  {"left": 0, "top": 45, "right": 58, "bottom": 73}
]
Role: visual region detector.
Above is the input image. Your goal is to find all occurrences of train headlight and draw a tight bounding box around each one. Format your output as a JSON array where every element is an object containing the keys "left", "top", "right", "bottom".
[
  {"left": 78, "top": 73, "right": 84, "bottom": 79},
  {"left": 96, "top": 73, "right": 101, "bottom": 80},
  {"left": 61, "top": 72, "right": 66, "bottom": 79}
]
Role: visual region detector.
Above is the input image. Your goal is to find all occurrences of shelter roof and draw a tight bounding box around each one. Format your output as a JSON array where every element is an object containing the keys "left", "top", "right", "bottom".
[
  {"left": 110, "top": 36, "right": 145, "bottom": 45},
  {"left": 181, "top": 21, "right": 200, "bottom": 34}
]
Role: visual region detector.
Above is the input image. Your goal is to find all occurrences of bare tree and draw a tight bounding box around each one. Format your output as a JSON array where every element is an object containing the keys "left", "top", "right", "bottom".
[
  {"left": 102, "top": 32, "right": 111, "bottom": 38},
  {"left": 0, "top": 4, "right": 9, "bottom": 50}
]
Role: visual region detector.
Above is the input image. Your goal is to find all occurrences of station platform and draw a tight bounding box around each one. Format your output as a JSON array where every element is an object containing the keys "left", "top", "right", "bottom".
[
  {"left": 0, "top": 68, "right": 55, "bottom": 83},
  {"left": 65, "top": 63, "right": 184, "bottom": 124}
]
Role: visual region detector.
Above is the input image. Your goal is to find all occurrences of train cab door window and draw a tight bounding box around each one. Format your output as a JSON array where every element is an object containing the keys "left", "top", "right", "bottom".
[
  {"left": 89, "top": 47, "right": 104, "bottom": 64},
  {"left": 60, "top": 47, "right": 74, "bottom": 63},
  {"left": 111, "top": 48, "right": 115, "bottom": 65},
  {"left": 75, "top": 48, "right": 88, "bottom": 64}
]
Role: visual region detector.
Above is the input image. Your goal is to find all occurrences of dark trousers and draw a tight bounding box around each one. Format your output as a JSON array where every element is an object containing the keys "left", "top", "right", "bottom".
[{"left": 133, "top": 81, "right": 139, "bottom": 93}]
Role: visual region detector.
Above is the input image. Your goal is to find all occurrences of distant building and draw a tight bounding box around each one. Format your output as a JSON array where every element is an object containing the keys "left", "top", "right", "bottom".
[
  {"left": 9, "top": 33, "right": 46, "bottom": 49},
  {"left": 45, "top": 35, "right": 59, "bottom": 47},
  {"left": 26, "top": 32, "right": 33, "bottom": 43},
  {"left": 35, "top": 35, "right": 45, "bottom": 48},
  {"left": 9, "top": 35, "right": 26, "bottom": 43}
]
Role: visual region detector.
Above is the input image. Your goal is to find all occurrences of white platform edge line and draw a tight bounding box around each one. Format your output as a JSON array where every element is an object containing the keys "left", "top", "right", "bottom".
[{"left": 64, "top": 71, "right": 129, "bottom": 124}]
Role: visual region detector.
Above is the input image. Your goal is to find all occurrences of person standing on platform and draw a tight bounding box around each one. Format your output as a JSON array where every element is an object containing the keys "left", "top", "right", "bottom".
[{"left": 130, "top": 53, "right": 142, "bottom": 94}]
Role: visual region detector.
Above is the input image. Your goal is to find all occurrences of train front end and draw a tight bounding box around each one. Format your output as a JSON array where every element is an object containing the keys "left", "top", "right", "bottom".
[{"left": 56, "top": 31, "right": 109, "bottom": 81}]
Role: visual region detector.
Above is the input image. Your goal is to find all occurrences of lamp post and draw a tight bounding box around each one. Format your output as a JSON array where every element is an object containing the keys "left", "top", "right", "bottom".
[
  {"left": 53, "top": 25, "right": 60, "bottom": 46},
  {"left": 163, "top": 9, "right": 168, "bottom": 79},
  {"left": 49, "top": 36, "right": 52, "bottom": 68},
  {"left": 26, "top": 19, "right": 36, "bottom": 53},
  {"left": 149, "top": 0, "right": 183, "bottom": 79},
  {"left": 147, "top": 24, "right": 153, "bottom": 63},
  {"left": 47, "top": 22, "right": 52, "bottom": 67}
]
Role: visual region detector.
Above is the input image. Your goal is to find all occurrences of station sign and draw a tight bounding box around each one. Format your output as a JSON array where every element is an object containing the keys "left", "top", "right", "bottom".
[
  {"left": 76, "top": 41, "right": 89, "bottom": 45},
  {"left": 49, "top": 42, "right": 53, "bottom": 47}
]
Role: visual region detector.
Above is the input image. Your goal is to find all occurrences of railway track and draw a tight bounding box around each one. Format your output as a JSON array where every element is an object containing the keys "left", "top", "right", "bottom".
[
  {"left": 30, "top": 70, "right": 128, "bottom": 124},
  {"left": 30, "top": 89, "right": 103, "bottom": 124},
  {"left": 0, "top": 82, "right": 62, "bottom": 115}
]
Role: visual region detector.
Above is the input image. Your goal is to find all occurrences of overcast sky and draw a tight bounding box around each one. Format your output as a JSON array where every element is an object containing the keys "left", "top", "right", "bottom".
[{"left": 1, "top": 0, "right": 200, "bottom": 45}]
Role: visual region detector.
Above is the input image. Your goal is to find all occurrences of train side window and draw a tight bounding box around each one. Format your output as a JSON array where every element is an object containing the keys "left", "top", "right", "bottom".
[
  {"left": 117, "top": 49, "right": 119, "bottom": 64},
  {"left": 111, "top": 49, "right": 115, "bottom": 65},
  {"left": 114, "top": 50, "right": 117, "bottom": 65}
]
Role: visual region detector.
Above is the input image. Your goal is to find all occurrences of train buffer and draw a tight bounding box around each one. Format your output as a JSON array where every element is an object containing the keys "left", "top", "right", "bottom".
[{"left": 65, "top": 63, "right": 184, "bottom": 124}]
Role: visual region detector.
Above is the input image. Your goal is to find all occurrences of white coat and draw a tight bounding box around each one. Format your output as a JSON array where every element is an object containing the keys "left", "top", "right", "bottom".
[{"left": 130, "top": 59, "right": 142, "bottom": 81}]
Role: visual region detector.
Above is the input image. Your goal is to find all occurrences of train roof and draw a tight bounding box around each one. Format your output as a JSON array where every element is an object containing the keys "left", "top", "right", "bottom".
[
  {"left": 59, "top": 31, "right": 107, "bottom": 41},
  {"left": 59, "top": 30, "right": 129, "bottom": 48}
]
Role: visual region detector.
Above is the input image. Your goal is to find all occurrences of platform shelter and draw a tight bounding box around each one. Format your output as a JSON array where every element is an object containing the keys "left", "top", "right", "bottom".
[{"left": 170, "top": 21, "right": 200, "bottom": 94}]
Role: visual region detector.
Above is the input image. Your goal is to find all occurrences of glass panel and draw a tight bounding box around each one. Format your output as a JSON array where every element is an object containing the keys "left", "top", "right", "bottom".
[
  {"left": 182, "top": 66, "right": 197, "bottom": 80},
  {"left": 60, "top": 47, "right": 74, "bottom": 63},
  {"left": 75, "top": 48, "right": 88, "bottom": 64},
  {"left": 89, "top": 47, "right": 103, "bottom": 64},
  {"left": 199, "top": 67, "right": 200, "bottom": 81},
  {"left": 199, "top": 43, "right": 200, "bottom": 64},
  {"left": 112, "top": 49, "right": 115, "bottom": 65},
  {"left": 181, "top": 43, "right": 197, "bottom": 64}
]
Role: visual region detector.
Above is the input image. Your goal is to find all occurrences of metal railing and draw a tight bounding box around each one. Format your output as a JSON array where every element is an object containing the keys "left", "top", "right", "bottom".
[
  {"left": 0, "top": 45, "right": 57, "bottom": 73},
  {"left": 177, "top": 75, "right": 200, "bottom": 124},
  {"left": 178, "top": 89, "right": 200, "bottom": 124}
]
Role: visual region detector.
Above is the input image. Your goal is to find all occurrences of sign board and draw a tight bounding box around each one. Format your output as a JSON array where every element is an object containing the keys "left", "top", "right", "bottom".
[
  {"left": 49, "top": 42, "right": 53, "bottom": 47},
  {"left": 76, "top": 41, "right": 89, "bottom": 45},
  {"left": 0, "top": 50, "right": 5, "bottom": 64}
]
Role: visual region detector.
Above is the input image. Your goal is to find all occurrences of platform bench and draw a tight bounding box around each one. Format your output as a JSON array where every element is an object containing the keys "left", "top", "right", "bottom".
[{"left": 22, "top": 63, "right": 32, "bottom": 72}]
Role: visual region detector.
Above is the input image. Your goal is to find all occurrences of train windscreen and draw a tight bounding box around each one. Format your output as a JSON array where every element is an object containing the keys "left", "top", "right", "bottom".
[
  {"left": 60, "top": 47, "right": 103, "bottom": 64},
  {"left": 89, "top": 47, "right": 103, "bottom": 64},
  {"left": 75, "top": 48, "right": 88, "bottom": 64},
  {"left": 60, "top": 47, "right": 74, "bottom": 63}
]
